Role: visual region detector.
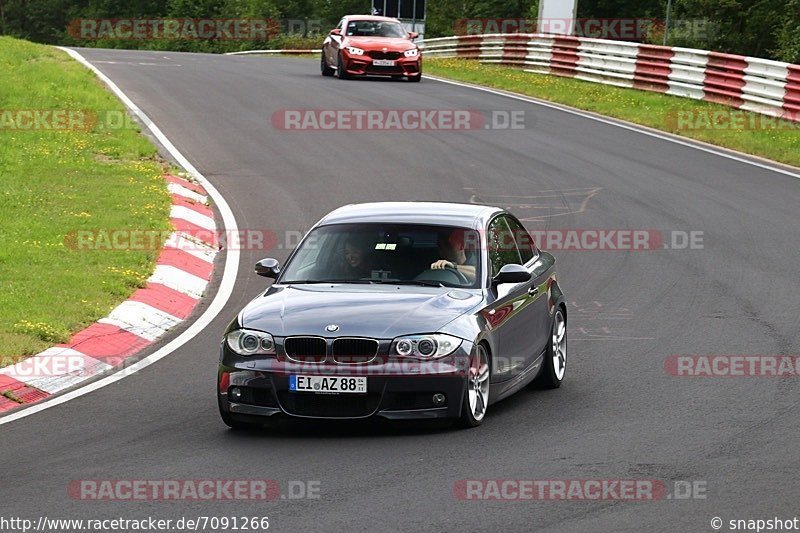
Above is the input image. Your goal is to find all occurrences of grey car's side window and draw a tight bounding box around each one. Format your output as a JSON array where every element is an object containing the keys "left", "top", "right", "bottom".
[
  {"left": 504, "top": 216, "right": 536, "bottom": 264},
  {"left": 487, "top": 216, "right": 523, "bottom": 277}
]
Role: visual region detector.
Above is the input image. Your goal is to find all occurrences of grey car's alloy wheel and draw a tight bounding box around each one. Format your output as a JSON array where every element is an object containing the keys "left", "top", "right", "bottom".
[
  {"left": 459, "top": 343, "right": 490, "bottom": 427},
  {"left": 533, "top": 307, "right": 566, "bottom": 389}
]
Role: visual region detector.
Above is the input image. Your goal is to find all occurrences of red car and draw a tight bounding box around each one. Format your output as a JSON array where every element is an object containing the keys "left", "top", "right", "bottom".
[{"left": 321, "top": 15, "right": 422, "bottom": 82}]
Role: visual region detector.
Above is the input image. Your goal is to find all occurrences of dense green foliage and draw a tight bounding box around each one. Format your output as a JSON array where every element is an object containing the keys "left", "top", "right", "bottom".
[
  {"left": 425, "top": 0, "right": 798, "bottom": 62},
  {"left": 0, "top": 0, "right": 797, "bottom": 61},
  {"left": 0, "top": 0, "right": 371, "bottom": 52}
]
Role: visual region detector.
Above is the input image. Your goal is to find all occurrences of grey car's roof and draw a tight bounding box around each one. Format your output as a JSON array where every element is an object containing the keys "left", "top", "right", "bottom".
[{"left": 317, "top": 202, "right": 504, "bottom": 229}]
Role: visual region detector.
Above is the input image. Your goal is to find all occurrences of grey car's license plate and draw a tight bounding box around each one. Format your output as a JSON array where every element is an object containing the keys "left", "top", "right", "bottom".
[{"left": 289, "top": 375, "right": 367, "bottom": 394}]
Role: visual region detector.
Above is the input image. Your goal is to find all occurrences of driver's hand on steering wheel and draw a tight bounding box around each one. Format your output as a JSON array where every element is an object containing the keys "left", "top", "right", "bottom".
[{"left": 431, "top": 259, "right": 455, "bottom": 270}]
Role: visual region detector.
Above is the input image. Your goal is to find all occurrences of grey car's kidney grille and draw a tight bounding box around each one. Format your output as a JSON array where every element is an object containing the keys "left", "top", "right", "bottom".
[
  {"left": 284, "top": 337, "right": 327, "bottom": 363},
  {"left": 332, "top": 338, "right": 379, "bottom": 364}
]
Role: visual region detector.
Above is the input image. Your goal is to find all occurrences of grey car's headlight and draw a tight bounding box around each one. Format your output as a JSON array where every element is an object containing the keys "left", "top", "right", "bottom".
[
  {"left": 392, "top": 334, "right": 462, "bottom": 358},
  {"left": 404, "top": 48, "right": 419, "bottom": 57},
  {"left": 225, "top": 329, "right": 276, "bottom": 356}
]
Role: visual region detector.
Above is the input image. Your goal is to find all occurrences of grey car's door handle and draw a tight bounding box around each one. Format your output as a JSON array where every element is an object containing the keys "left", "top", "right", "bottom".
[{"left": 528, "top": 286, "right": 539, "bottom": 297}]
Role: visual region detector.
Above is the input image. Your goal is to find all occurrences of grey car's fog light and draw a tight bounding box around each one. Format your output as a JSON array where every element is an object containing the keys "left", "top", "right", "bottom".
[
  {"left": 432, "top": 393, "right": 446, "bottom": 406},
  {"left": 230, "top": 387, "right": 242, "bottom": 401}
]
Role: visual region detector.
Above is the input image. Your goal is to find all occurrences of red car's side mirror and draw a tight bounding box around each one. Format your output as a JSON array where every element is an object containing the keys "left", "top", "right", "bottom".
[
  {"left": 408, "top": 31, "right": 419, "bottom": 39},
  {"left": 330, "top": 28, "right": 341, "bottom": 36}
]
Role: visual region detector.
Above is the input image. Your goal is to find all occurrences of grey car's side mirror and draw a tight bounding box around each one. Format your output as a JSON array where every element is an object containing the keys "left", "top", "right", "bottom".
[
  {"left": 255, "top": 258, "right": 281, "bottom": 278},
  {"left": 493, "top": 264, "right": 531, "bottom": 285}
]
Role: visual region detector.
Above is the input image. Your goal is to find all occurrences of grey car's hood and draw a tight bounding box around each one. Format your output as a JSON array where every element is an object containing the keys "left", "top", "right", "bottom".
[{"left": 241, "top": 284, "right": 482, "bottom": 339}]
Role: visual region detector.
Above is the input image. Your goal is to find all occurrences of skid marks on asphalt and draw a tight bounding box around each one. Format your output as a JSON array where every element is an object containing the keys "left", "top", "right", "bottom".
[
  {"left": 465, "top": 186, "right": 603, "bottom": 221},
  {"left": 569, "top": 300, "right": 654, "bottom": 341}
]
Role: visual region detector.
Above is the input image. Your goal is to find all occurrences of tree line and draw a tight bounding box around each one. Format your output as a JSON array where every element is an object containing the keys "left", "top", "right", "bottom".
[{"left": 0, "top": 0, "right": 797, "bottom": 61}]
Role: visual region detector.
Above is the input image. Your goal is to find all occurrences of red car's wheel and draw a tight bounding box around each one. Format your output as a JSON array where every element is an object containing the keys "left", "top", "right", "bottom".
[
  {"left": 337, "top": 52, "right": 350, "bottom": 80},
  {"left": 321, "top": 51, "right": 334, "bottom": 76}
]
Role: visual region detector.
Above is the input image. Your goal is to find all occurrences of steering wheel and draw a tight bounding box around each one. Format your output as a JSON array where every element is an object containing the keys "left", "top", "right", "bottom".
[{"left": 415, "top": 264, "right": 470, "bottom": 285}]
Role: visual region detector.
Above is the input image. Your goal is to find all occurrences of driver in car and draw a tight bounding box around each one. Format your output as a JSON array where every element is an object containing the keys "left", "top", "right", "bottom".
[{"left": 431, "top": 229, "right": 477, "bottom": 283}]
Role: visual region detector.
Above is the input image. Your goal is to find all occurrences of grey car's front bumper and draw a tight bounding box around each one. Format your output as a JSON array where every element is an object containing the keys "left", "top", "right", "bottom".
[{"left": 218, "top": 342, "right": 473, "bottom": 422}]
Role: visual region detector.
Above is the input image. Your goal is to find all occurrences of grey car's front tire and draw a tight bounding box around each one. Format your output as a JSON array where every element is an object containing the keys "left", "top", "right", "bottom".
[
  {"left": 218, "top": 398, "right": 260, "bottom": 430},
  {"left": 458, "top": 343, "right": 490, "bottom": 428},
  {"left": 532, "top": 307, "right": 567, "bottom": 389}
]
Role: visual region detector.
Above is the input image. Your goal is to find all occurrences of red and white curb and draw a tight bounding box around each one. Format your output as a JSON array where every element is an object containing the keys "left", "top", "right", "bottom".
[
  {"left": 0, "top": 175, "right": 218, "bottom": 413},
  {"left": 422, "top": 34, "right": 800, "bottom": 122}
]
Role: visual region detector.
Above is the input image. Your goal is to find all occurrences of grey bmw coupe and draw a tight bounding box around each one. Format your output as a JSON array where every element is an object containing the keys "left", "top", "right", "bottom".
[{"left": 218, "top": 202, "right": 567, "bottom": 429}]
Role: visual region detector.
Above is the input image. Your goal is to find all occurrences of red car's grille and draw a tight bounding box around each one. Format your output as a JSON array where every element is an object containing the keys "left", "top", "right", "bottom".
[
  {"left": 368, "top": 51, "right": 402, "bottom": 60},
  {"left": 366, "top": 65, "right": 404, "bottom": 74}
]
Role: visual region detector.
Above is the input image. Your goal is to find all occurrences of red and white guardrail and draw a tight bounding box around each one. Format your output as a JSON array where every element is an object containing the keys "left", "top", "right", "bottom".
[
  {"left": 420, "top": 34, "right": 800, "bottom": 120},
  {"left": 0, "top": 175, "right": 218, "bottom": 412}
]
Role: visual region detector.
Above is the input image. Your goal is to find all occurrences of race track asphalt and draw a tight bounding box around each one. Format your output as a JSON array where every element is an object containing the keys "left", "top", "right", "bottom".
[{"left": 2, "top": 49, "right": 799, "bottom": 532}]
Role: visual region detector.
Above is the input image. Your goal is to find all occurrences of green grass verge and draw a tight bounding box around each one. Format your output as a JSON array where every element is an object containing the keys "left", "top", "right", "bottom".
[
  {"left": 0, "top": 37, "right": 172, "bottom": 361},
  {"left": 425, "top": 58, "right": 800, "bottom": 168},
  {"left": 61, "top": 34, "right": 323, "bottom": 54}
]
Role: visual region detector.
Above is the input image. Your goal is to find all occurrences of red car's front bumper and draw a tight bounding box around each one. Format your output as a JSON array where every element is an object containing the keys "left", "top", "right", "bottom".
[{"left": 342, "top": 51, "right": 421, "bottom": 77}]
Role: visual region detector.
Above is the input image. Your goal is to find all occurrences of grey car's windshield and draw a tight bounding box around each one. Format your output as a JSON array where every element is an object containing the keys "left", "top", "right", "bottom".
[
  {"left": 346, "top": 20, "right": 408, "bottom": 38},
  {"left": 279, "top": 223, "right": 482, "bottom": 288}
]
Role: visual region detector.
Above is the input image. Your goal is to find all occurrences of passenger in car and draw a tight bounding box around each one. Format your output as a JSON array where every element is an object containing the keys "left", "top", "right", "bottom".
[
  {"left": 338, "top": 237, "right": 372, "bottom": 279},
  {"left": 431, "top": 229, "right": 477, "bottom": 282}
]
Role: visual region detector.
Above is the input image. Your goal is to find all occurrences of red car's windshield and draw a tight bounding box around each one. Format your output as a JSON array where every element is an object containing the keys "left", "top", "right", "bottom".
[{"left": 346, "top": 20, "right": 408, "bottom": 38}]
